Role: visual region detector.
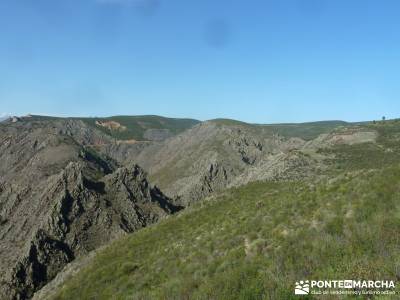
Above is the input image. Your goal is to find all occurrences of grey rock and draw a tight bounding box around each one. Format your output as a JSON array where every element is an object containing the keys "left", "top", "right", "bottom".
[
  {"left": 103, "top": 122, "right": 312, "bottom": 205},
  {"left": 0, "top": 119, "right": 179, "bottom": 300},
  {"left": 0, "top": 116, "right": 376, "bottom": 299},
  {"left": 101, "top": 121, "right": 373, "bottom": 206},
  {"left": 143, "top": 129, "right": 173, "bottom": 141}
]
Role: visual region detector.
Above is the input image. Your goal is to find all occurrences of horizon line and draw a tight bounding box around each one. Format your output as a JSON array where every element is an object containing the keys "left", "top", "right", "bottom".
[{"left": 3, "top": 113, "right": 393, "bottom": 126}]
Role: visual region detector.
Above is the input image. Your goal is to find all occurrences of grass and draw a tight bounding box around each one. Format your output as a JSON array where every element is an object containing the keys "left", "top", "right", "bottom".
[
  {"left": 43, "top": 119, "right": 400, "bottom": 299},
  {"left": 54, "top": 164, "right": 400, "bottom": 299},
  {"left": 320, "top": 120, "right": 400, "bottom": 173},
  {"left": 321, "top": 142, "right": 400, "bottom": 172}
]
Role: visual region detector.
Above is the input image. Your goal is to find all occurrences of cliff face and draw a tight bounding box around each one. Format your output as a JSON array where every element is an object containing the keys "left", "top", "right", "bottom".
[
  {"left": 0, "top": 119, "right": 179, "bottom": 300},
  {"left": 102, "top": 122, "right": 316, "bottom": 205},
  {"left": 99, "top": 121, "right": 377, "bottom": 206},
  {"left": 0, "top": 117, "right": 379, "bottom": 299}
]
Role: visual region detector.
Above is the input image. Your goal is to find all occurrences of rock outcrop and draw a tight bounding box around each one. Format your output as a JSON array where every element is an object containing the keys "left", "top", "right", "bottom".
[
  {"left": 0, "top": 116, "right": 378, "bottom": 298},
  {"left": 0, "top": 119, "right": 179, "bottom": 299},
  {"left": 101, "top": 121, "right": 313, "bottom": 205},
  {"left": 98, "top": 121, "right": 376, "bottom": 206}
]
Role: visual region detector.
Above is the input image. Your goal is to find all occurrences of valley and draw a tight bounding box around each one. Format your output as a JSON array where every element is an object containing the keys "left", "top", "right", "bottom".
[{"left": 0, "top": 115, "right": 399, "bottom": 299}]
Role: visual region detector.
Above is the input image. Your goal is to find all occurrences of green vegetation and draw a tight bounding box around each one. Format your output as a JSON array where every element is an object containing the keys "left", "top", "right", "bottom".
[
  {"left": 209, "top": 118, "right": 251, "bottom": 127},
  {"left": 27, "top": 115, "right": 356, "bottom": 141},
  {"left": 261, "top": 120, "right": 351, "bottom": 140},
  {"left": 322, "top": 142, "right": 400, "bottom": 172},
  {"left": 31, "top": 118, "right": 399, "bottom": 299},
  {"left": 80, "top": 115, "right": 199, "bottom": 141},
  {"left": 55, "top": 163, "right": 400, "bottom": 299},
  {"left": 320, "top": 120, "right": 400, "bottom": 172},
  {"left": 369, "top": 119, "right": 400, "bottom": 150},
  {"left": 28, "top": 115, "right": 200, "bottom": 141},
  {"left": 210, "top": 118, "right": 353, "bottom": 140}
]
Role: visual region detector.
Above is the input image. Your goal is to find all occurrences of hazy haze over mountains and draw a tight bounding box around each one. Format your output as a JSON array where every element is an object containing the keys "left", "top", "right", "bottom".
[{"left": 0, "top": 115, "right": 10, "bottom": 122}]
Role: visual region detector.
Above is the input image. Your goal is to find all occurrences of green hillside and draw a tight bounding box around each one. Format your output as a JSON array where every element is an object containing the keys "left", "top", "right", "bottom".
[
  {"left": 54, "top": 166, "right": 400, "bottom": 300},
  {"left": 210, "top": 119, "right": 354, "bottom": 140},
  {"left": 27, "top": 115, "right": 200, "bottom": 141},
  {"left": 53, "top": 118, "right": 400, "bottom": 300},
  {"left": 24, "top": 115, "right": 358, "bottom": 141},
  {"left": 79, "top": 115, "right": 200, "bottom": 141},
  {"left": 261, "top": 120, "right": 351, "bottom": 140}
]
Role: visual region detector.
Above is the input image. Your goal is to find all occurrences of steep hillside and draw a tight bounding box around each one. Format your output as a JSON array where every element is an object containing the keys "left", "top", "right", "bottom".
[
  {"left": 123, "top": 121, "right": 307, "bottom": 205},
  {"left": 210, "top": 119, "right": 352, "bottom": 140},
  {"left": 0, "top": 118, "right": 179, "bottom": 299},
  {"left": 2, "top": 116, "right": 398, "bottom": 299},
  {"left": 27, "top": 115, "right": 200, "bottom": 142},
  {"left": 52, "top": 164, "right": 400, "bottom": 299},
  {"left": 85, "top": 115, "right": 200, "bottom": 141},
  {"left": 112, "top": 120, "right": 376, "bottom": 206}
]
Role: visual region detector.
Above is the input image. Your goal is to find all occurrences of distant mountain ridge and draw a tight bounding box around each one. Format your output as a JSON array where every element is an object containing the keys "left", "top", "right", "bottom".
[
  {"left": 111, "top": 119, "right": 376, "bottom": 205},
  {"left": 44, "top": 119, "right": 400, "bottom": 300},
  {"left": 0, "top": 115, "right": 10, "bottom": 122},
  {"left": 15, "top": 115, "right": 363, "bottom": 141},
  {"left": 1, "top": 114, "right": 392, "bottom": 299},
  {"left": 26, "top": 115, "right": 201, "bottom": 142}
]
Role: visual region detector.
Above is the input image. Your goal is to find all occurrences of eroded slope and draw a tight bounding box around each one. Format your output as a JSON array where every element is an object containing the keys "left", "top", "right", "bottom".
[{"left": 0, "top": 119, "right": 179, "bottom": 299}]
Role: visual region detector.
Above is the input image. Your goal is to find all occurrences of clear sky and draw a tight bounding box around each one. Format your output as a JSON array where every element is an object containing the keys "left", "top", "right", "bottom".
[{"left": 1, "top": 0, "right": 399, "bottom": 123}]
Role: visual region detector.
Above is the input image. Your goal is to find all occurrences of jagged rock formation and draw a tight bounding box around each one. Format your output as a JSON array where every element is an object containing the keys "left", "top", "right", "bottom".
[
  {"left": 0, "top": 116, "right": 379, "bottom": 299},
  {"left": 99, "top": 122, "right": 313, "bottom": 205},
  {"left": 98, "top": 121, "right": 376, "bottom": 206},
  {"left": 0, "top": 119, "right": 179, "bottom": 300},
  {"left": 143, "top": 128, "right": 174, "bottom": 141},
  {"left": 229, "top": 150, "right": 321, "bottom": 187}
]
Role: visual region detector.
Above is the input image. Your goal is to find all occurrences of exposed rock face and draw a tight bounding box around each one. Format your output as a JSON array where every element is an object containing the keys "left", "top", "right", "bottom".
[
  {"left": 55, "top": 119, "right": 115, "bottom": 146},
  {"left": 143, "top": 129, "right": 173, "bottom": 141},
  {"left": 99, "top": 141, "right": 154, "bottom": 164},
  {"left": 99, "top": 122, "right": 376, "bottom": 206},
  {"left": 32, "top": 248, "right": 99, "bottom": 300},
  {"left": 96, "top": 122, "right": 311, "bottom": 205},
  {"left": 95, "top": 120, "right": 127, "bottom": 132},
  {"left": 229, "top": 151, "right": 321, "bottom": 187},
  {"left": 0, "top": 116, "right": 378, "bottom": 298},
  {"left": 0, "top": 120, "right": 179, "bottom": 300}
]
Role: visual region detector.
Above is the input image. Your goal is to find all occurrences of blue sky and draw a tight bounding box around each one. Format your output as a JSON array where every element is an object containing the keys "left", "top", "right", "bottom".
[{"left": 1, "top": 0, "right": 399, "bottom": 123}]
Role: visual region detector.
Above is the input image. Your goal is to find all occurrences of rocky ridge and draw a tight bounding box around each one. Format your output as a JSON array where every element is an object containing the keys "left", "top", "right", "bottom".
[
  {"left": 0, "top": 116, "right": 379, "bottom": 299},
  {"left": 0, "top": 119, "right": 179, "bottom": 299},
  {"left": 100, "top": 121, "right": 376, "bottom": 206}
]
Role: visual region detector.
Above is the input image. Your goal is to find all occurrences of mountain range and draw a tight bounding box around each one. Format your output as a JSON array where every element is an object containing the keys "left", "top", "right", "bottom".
[
  {"left": 0, "top": 116, "right": 10, "bottom": 123},
  {"left": 1, "top": 115, "right": 399, "bottom": 299}
]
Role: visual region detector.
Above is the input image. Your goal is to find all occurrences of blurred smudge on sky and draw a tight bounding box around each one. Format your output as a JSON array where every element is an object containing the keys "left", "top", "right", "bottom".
[
  {"left": 204, "top": 19, "right": 231, "bottom": 49},
  {"left": 1, "top": 0, "right": 399, "bottom": 122}
]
